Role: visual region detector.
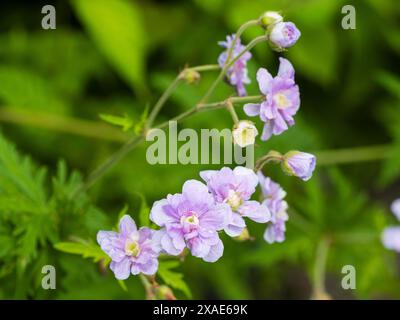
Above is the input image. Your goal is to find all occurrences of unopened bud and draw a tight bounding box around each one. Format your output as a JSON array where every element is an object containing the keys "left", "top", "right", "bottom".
[
  {"left": 259, "top": 11, "right": 283, "bottom": 28},
  {"left": 155, "top": 285, "right": 176, "bottom": 300},
  {"left": 232, "top": 120, "right": 258, "bottom": 147},
  {"left": 181, "top": 69, "right": 201, "bottom": 84}
]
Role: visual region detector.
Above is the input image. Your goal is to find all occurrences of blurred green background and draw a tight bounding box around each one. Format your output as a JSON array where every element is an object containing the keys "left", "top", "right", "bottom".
[{"left": 0, "top": 0, "right": 400, "bottom": 299}]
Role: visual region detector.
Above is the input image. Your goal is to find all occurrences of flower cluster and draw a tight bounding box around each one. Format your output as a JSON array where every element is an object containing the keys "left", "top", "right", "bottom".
[
  {"left": 218, "top": 34, "right": 252, "bottom": 97},
  {"left": 96, "top": 12, "right": 315, "bottom": 284},
  {"left": 98, "top": 163, "right": 314, "bottom": 280},
  {"left": 382, "top": 199, "right": 400, "bottom": 253}
]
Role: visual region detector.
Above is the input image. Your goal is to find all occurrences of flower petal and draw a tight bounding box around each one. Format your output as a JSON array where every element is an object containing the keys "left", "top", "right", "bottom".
[
  {"left": 110, "top": 258, "right": 131, "bottom": 280},
  {"left": 203, "top": 238, "right": 224, "bottom": 262},
  {"left": 256, "top": 68, "right": 273, "bottom": 95},
  {"left": 243, "top": 103, "right": 261, "bottom": 117},
  {"left": 238, "top": 200, "right": 271, "bottom": 223},
  {"left": 119, "top": 215, "right": 137, "bottom": 236}
]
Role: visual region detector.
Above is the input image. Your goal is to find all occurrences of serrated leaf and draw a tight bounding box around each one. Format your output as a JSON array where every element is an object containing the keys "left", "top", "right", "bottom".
[
  {"left": 158, "top": 261, "right": 191, "bottom": 298},
  {"left": 54, "top": 241, "right": 110, "bottom": 263},
  {"left": 99, "top": 113, "right": 133, "bottom": 132}
]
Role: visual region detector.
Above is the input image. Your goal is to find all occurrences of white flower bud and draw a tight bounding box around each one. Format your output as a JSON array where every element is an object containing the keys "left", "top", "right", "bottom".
[
  {"left": 259, "top": 11, "right": 283, "bottom": 28},
  {"left": 232, "top": 120, "right": 258, "bottom": 147}
]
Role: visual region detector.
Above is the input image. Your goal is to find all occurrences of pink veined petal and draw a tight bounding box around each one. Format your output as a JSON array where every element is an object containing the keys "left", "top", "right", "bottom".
[
  {"left": 160, "top": 231, "right": 184, "bottom": 256},
  {"left": 277, "top": 57, "right": 295, "bottom": 79},
  {"left": 238, "top": 200, "right": 271, "bottom": 223},
  {"left": 150, "top": 199, "right": 176, "bottom": 227},
  {"left": 118, "top": 215, "right": 137, "bottom": 237},
  {"left": 110, "top": 258, "right": 131, "bottom": 280},
  {"left": 135, "top": 258, "right": 159, "bottom": 276},
  {"left": 203, "top": 238, "right": 224, "bottom": 262},
  {"left": 182, "top": 179, "right": 214, "bottom": 207},
  {"left": 189, "top": 237, "right": 211, "bottom": 258},
  {"left": 224, "top": 213, "right": 246, "bottom": 237},
  {"left": 261, "top": 122, "right": 273, "bottom": 141},
  {"left": 97, "top": 231, "right": 125, "bottom": 262},
  {"left": 200, "top": 203, "right": 230, "bottom": 231},
  {"left": 256, "top": 68, "right": 273, "bottom": 95},
  {"left": 243, "top": 103, "right": 261, "bottom": 117}
]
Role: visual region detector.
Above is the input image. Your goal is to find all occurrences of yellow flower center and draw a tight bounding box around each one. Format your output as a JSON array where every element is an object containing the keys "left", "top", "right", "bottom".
[
  {"left": 124, "top": 240, "right": 140, "bottom": 257},
  {"left": 226, "top": 190, "right": 243, "bottom": 211},
  {"left": 273, "top": 93, "right": 290, "bottom": 109},
  {"left": 181, "top": 213, "right": 199, "bottom": 226}
]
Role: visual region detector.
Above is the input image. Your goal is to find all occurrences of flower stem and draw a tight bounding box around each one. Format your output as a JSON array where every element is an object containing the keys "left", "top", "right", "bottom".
[
  {"left": 255, "top": 150, "right": 283, "bottom": 171},
  {"left": 199, "top": 35, "right": 268, "bottom": 105},
  {"left": 145, "top": 64, "right": 220, "bottom": 130},
  {"left": 226, "top": 100, "right": 239, "bottom": 124},
  {"left": 311, "top": 237, "right": 331, "bottom": 300},
  {"left": 145, "top": 74, "right": 182, "bottom": 130},
  {"left": 315, "top": 144, "right": 390, "bottom": 166}
]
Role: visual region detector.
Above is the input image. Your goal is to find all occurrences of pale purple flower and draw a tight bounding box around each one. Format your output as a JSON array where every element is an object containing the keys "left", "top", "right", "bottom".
[
  {"left": 200, "top": 167, "right": 271, "bottom": 237},
  {"left": 282, "top": 151, "right": 316, "bottom": 181},
  {"left": 244, "top": 58, "right": 300, "bottom": 140},
  {"left": 258, "top": 172, "right": 289, "bottom": 243},
  {"left": 390, "top": 199, "right": 400, "bottom": 221},
  {"left": 269, "top": 22, "right": 301, "bottom": 50},
  {"left": 264, "top": 219, "right": 287, "bottom": 243},
  {"left": 218, "top": 34, "right": 251, "bottom": 96},
  {"left": 150, "top": 180, "right": 230, "bottom": 262},
  {"left": 382, "top": 226, "right": 400, "bottom": 253},
  {"left": 97, "top": 215, "right": 160, "bottom": 280}
]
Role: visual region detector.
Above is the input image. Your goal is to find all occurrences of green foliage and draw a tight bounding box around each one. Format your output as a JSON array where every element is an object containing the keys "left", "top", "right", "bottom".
[
  {"left": 0, "top": 0, "right": 399, "bottom": 300},
  {"left": 158, "top": 261, "right": 192, "bottom": 298},
  {"left": 71, "top": 0, "right": 147, "bottom": 94},
  {"left": 54, "top": 241, "right": 110, "bottom": 263},
  {"left": 99, "top": 113, "right": 134, "bottom": 132}
]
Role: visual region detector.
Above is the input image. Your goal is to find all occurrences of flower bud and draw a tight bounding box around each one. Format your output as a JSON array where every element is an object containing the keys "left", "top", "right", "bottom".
[
  {"left": 268, "top": 21, "right": 301, "bottom": 51},
  {"left": 232, "top": 120, "right": 258, "bottom": 147},
  {"left": 259, "top": 11, "right": 283, "bottom": 28},
  {"left": 181, "top": 69, "right": 201, "bottom": 84},
  {"left": 281, "top": 151, "right": 316, "bottom": 181},
  {"left": 154, "top": 285, "right": 177, "bottom": 300}
]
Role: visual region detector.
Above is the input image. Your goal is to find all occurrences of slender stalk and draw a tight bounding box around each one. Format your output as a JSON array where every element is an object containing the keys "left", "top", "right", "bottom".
[
  {"left": 145, "top": 74, "right": 182, "bottom": 130},
  {"left": 199, "top": 35, "right": 268, "bottom": 104},
  {"left": 255, "top": 150, "right": 283, "bottom": 171},
  {"left": 312, "top": 237, "right": 331, "bottom": 300},
  {"left": 225, "top": 19, "right": 260, "bottom": 67},
  {"left": 315, "top": 144, "right": 390, "bottom": 166},
  {"left": 81, "top": 135, "right": 143, "bottom": 192},
  {"left": 145, "top": 64, "right": 221, "bottom": 130},
  {"left": 189, "top": 64, "right": 220, "bottom": 72},
  {"left": 226, "top": 100, "right": 239, "bottom": 124}
]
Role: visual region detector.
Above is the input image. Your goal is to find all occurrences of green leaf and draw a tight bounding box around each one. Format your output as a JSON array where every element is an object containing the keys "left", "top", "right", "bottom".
[
  {"left": 134, "top": 104, "right": 149, "bottom": 135},
  {"left": 72, "top": 0, "right": 147, "bottom": 93},
  {"left": 158, "top": 261, "right": 191, "bottom": 298},
  {"left": 54, "top": 241, "right": 110, "bottom": 263},
  {"left": 99, "top": 113, "right": 134, "bottom": 132}
]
